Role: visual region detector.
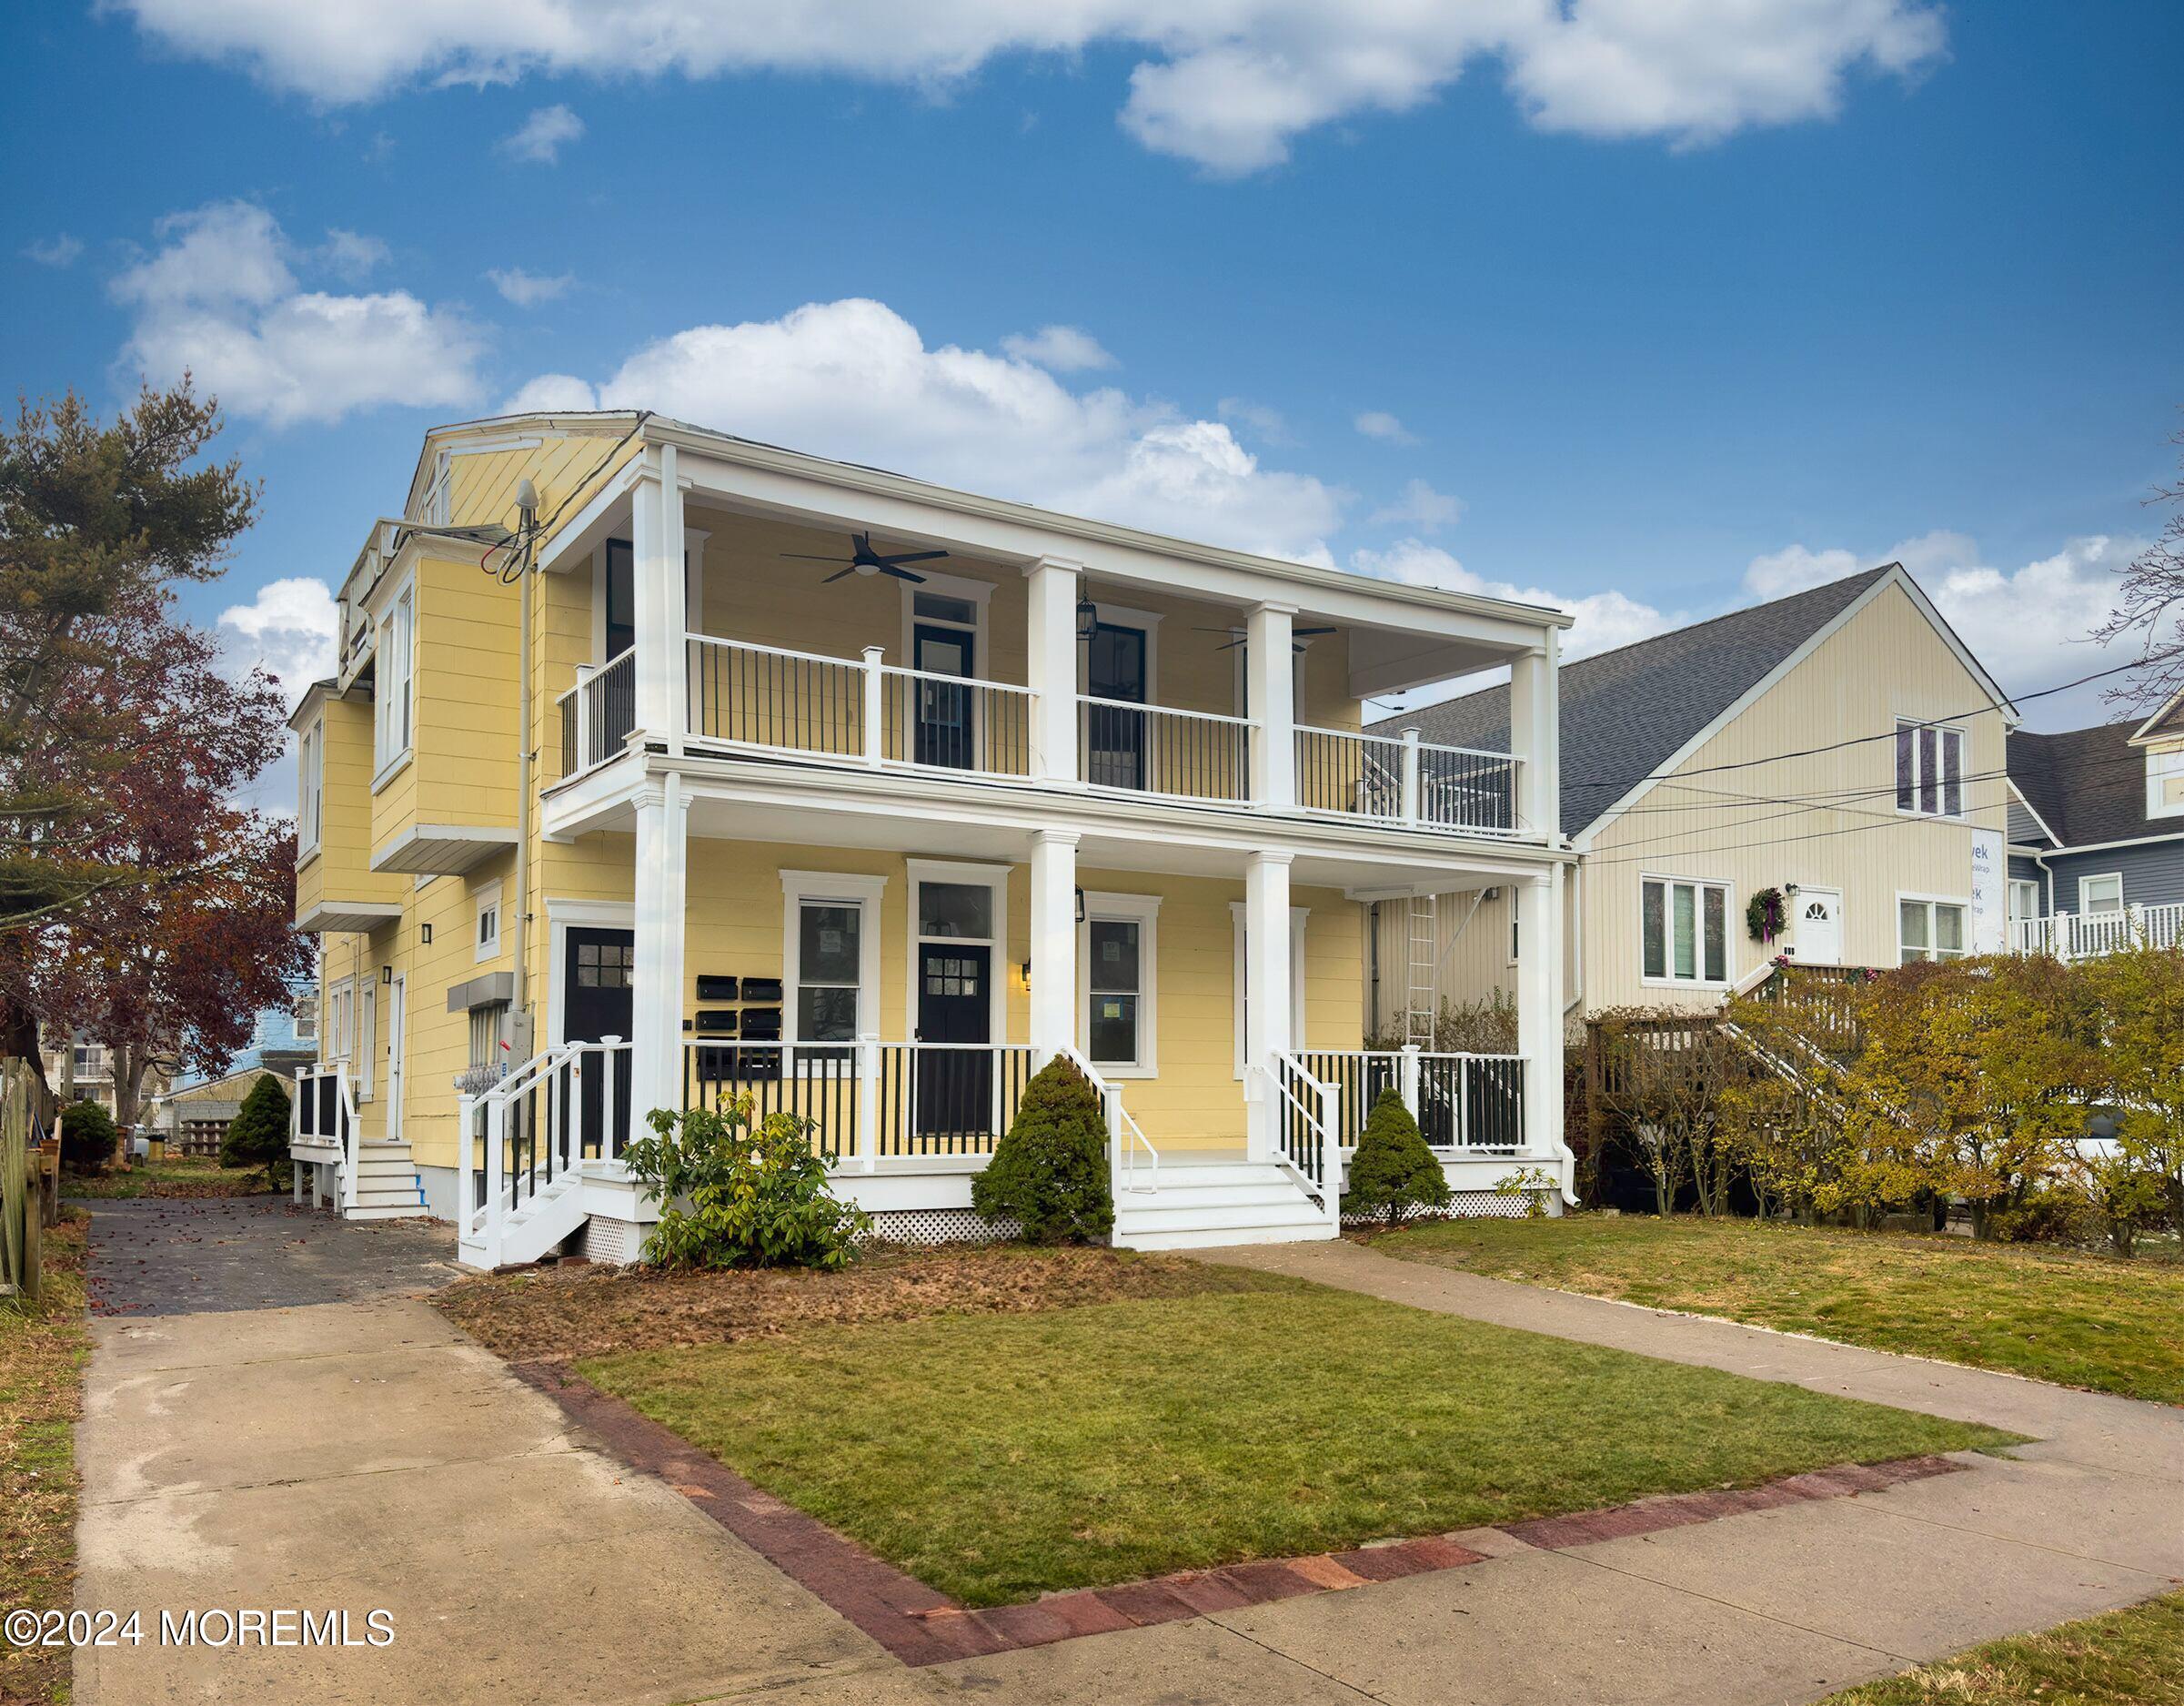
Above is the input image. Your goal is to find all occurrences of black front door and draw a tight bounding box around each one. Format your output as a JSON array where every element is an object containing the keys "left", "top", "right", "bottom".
[
  {"left": 1084, "top": 622, "right": 1147, "bottom": 790},
  {"left": 565, "top": 927, "right": 634, "bottom": 1156},
  {"left": 915, "top": 944, "right": 991, "bottom": 1143},
  {"left": 912, "top": 623, "right": 975, "bottom": 769}
]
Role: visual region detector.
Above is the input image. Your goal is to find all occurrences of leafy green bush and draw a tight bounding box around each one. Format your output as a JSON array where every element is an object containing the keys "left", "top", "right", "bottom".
[
  {"left": 971, "top": 1057, "right": 1113, "bottom": 1245},
  {"left": 220, "top": 1073, "right": 292, "bottom": 1186},
  {"left": 58, "top": 1100, "right": 119, "bottom": 1174},
  {"left": 622, "top": 1099, "right": 870, "bottom": 1270},
  {"left": 1344, "top": 1087, "right": 1450, "bottom": 1229},
  {"left": 1988, "top": 1186, "right": 2100, "bottom": 1248}
]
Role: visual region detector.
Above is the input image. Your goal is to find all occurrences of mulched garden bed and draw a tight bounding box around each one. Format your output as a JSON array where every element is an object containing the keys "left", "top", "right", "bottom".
[{"left": 434, "top": 1245, "right": 1286, "bottom": 1362}]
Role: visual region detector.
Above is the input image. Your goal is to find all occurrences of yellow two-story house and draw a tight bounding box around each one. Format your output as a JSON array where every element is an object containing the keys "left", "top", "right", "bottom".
[{"left": 288, "top": 411, "right": 1575, "bottom": 1265}]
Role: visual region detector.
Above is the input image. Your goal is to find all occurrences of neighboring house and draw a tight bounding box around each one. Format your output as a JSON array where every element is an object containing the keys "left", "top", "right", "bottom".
[
  {"left": 2005, "top": 690, "right": 2184, "bottom": 957},
  {"left": 1364, "top": 565, "right": 2016, "bottom": 1028},
  {"left": 39, "top": 1030, "right": 170, "bottom": 1126},
  {"left": 288, "top": 411, "right": 1575, "bottom": 1262},
  {"left": 152, "top": 984, "right": 322, "bottom": 1154}
]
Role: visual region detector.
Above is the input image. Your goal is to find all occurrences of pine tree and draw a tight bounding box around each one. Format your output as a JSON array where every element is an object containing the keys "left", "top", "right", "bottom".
[
  {"left": 971, "top": 1057, "right": 1114, "bottom": 1244},
  {"left": 1344, "top": 1086, "right": 1450, "bottom": 1229},
  {"left": 220, "top": 1072, "right": 290, "bottom": 1186}
]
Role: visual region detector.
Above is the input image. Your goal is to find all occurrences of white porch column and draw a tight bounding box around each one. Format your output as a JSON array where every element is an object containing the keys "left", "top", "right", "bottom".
[
  {"left": 1246, "top": 602, "right": 1297, "bottom": 810},
  {"left": 1508, "top": 630, "right": 1560, "bottom": 841},
  {"left": 631, "top": 444, "right": 688, "bottom": 751},
  {"left": 1243, "top": 850, "right": 1294, "bottom": 1162},
  {"left": 1025, "top": 556, "right": 1082, "bottom": 785},
  {"left": 629, "top": 776, "right": 690, "bottom": 1132},
  {"left": 1515, "top": 865, "right": 1567, "bottom": 1176},
  {"left": 1028, "top": 829, "right": 1079, "bottom": 1063}
]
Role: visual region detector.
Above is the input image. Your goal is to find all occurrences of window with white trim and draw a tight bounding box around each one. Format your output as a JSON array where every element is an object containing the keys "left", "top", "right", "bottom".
[
  {"left": 1231, "top": 904, "right": 1307, "bottom": 1076},
  {"left": 2149, "top": 744, "right": 2184, "bottom": 819},
  {"left": 297, "top": 718, "right": 323, "bottom": 855},
  {"left": 780, "top": 872, "right": 886, "bottom": 1064},
  {"left": 2008, "top": 878, "right": 2040, "bottom": 922},
  {"left": 1898, "top": 897, "right": 1968, "bottom": 963},
  {"left": 475, "top": 881, "right": 502, "bottom": 963},
  {"left": 1080, "top": 893, "right": 1159, "bottom": 1075},
  {"left": 325, "top": 980, "right": 355, "bottom": 1066},
  {"left": 2078, "top": 873, "right": 2123, "bottom": 914},
  {"left": 1641, "top": 876, "right": 1730, "bottom": 985},
  {"left": 374, "top": 581, "right": 415, "bottom": 777},
  {"left": 356, "top": 978, "right": 377, "bottom": 1100},
  {"left": 468, "top": 1003, "right": 508, "bottom": 1073},
  {"left": 1895, "top": 720, "right": 1964, "bottom": 818}
]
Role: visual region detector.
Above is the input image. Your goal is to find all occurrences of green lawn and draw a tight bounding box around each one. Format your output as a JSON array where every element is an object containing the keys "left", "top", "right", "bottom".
[
  {"left": 1, "top": 1211, "right": 89, "bottom": 1706},
  {"left": 580, "top": 1283, "right": 2016, "bottom": 1606},
  {"left": 1822, "top": 1591, "right": 2184, "bottom": 1704},
  {"left": 1373, "top": 1216, "right": 2184, "bottom": 1405}
]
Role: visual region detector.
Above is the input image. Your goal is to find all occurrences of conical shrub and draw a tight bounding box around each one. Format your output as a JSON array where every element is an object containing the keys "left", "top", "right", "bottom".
[
  {"left": 971, "top": 1056, "right": 1114, "bottom": 1244},
  {"left": 1344, "top": 1086, "right": 1450, "bottom": 1229}
]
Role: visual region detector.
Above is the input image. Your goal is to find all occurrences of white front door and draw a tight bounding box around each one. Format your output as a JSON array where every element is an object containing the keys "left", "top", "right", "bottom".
[
  {"left": 386, "top": 974, "right": 406, "bottom": 1142},
  {"left": 1795, "top": 888, "right": 1843, "bottom": 965}
]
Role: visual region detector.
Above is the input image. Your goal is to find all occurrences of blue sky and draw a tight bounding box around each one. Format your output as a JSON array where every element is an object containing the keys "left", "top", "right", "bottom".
[{"left": 5, "top": 1, "right": 2180, "bottom": 735}]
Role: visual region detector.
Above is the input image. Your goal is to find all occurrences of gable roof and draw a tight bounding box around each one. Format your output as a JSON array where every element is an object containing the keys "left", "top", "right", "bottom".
[
  {"left": 2007, "top": 721, "right": 2170, "bottom": 849},
  {"left": 1371, "top": 567, "right": 1898, "bottom": 840}
]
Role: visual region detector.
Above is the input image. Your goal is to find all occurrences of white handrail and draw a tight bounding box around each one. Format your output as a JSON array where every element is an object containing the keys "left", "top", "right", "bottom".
[
  {"left": 1268, "top": 1051, "right": 1339, "bottom": 1225},
  {"left": 1064, "top": 1045, "right": 1157, "bottom": 1193},
  {"left": 1079, "top": 691, "right": 1254, "bottom": 727}
]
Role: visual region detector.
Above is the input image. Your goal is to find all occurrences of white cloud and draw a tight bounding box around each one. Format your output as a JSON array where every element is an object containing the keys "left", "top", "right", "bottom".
[
  {"left": 218, "top": 575, "right": 339, "bottom": 706},
  {"left": 498, "top": 103, "right": 584, "bottom": 164},
  {"left": 1354, "top": 409, "right": 1417, "bottom": 445},
  {"left": 110, "top": 1, "right": 1949, "bottom": 175},
  {"left": 504, "top": 297, "right": 1346, "bottom": 560},
  {"left": 488, "top": 267, "right": 574, "bottom": 306},
  {"left": 23, "top": 234, "right": 83, "bottom": 268},
  {"left": 1370, "top": 478, "right": 1463, "bottom": 532},
  {"left": 1000, "top": 325, "right": 1114, "bottom": 372},
  {"left": 1351, "top": 539, "right": 1680, "bottom": 661},
  {"left": 1216, "top": 397, "right": 1290, "bottom": 444},
  {"left": 110, "top": 201, "right": 486, "bottom": 428},
  {"left": 318, "top": 227, "right": 389, "bottom": 279}
]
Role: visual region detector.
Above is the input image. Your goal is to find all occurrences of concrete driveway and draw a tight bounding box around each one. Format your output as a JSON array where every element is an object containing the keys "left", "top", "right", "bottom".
[{"left": 69, "top": 1206, "right": 2184, "bottom": 1705}]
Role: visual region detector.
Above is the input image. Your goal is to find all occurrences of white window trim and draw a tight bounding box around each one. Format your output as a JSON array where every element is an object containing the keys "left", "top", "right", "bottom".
[
  {"left": 297, "top": 717, "right": 324, "bottom": 862},
  {"left": 1897, "top": 891, "right": 1972, "bottom": 964},
  {"left": 592, "top": 530, "right": 708, "bottom": 663},
  {"left": 356, "top": 976, "right": 377, "bottom": 1103},
  {"left": 2148, "top": 743, "right": 2184, "bottom": 820},
  {"left": 324, "top": 978, "right": 355, "bottom": 1068},
  {"left": 1639, "top": 873, "right": 1735, "bottom": 989},
  {"left": 371, "top": 570, "right": 417, "bottom": 792},
  {"left": 903, "top": 859, "right": 1009, "bottom": 1046},
  {"left": 2078, "top": 872, "right": 2124, "bottom": 914},
  {"left": 1894, "top": 718, "right": 1968, "bottom": 821},
  {"left": 1078, "top": 890, "right": 1161, "bottom": 1078},
  {"left": 898, "top": 569, "right": 996, "bottom": 673},
  {"left": 474, "top": 879, "right": 503, "bottom": 964},
  {"left": 1229, "top": 902, "right": 1309, "bottom": 1079},
  {"left": 2008, "top": 878, "right": 2042, "bottom": 921},
  {"left": 780, "top": 871, "right": 889, "bottom": 1047},
  {"left": 1507, "top": 890, "right": 1520, "bottom": 968}
]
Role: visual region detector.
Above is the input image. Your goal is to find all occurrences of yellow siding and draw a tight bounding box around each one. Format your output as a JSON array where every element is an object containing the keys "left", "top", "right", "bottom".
[
  {"left": 413, "top": 555, "right": 519, "bottom": 830},
  {"left": 297, "top": 695, "right": 403, "bottom": 926}
]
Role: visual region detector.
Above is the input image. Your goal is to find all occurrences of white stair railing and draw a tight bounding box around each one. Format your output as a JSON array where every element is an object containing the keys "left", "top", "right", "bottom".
[
  {"left": 1063, "top": 1045, "right": 1158, "bottom": 1195},
  {"left": 1267, "top": 1051, "right": 1341, "bottom": 1227},
  {"left": 459, "top": 1037, "right": 629, "bottom": 1268}
]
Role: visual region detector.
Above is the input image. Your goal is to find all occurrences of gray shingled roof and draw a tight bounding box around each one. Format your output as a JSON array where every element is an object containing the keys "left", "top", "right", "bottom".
[
  {"left": 2008, "top": 722, "right": 2164, "bottom": 848},
  {"left": 1369, "top": 566, "right": 1896, "bottom": 839}
]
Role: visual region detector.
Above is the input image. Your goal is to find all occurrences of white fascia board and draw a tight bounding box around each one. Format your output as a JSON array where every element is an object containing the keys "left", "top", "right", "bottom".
[
  {"left": 537, "top": 455, "right": 648, "bottom": 575},
  {"left": 295, "top": 900, "right": 404, "bottom": 935},
  {"left": 1888, "top": 565, "right": 2019, "bottom": 725},
  {"left": 370, "top": 823, "right": 520, "bottom": 876},
  {"left": 2127, "top": 681, "right": 2184, "bottom": 745},
  {"left": 2005, "top": 778, "right": 2065, "bottom": 848},
  {"left": 2032, "top": 828, "right": 2184, "bottom": 856}
]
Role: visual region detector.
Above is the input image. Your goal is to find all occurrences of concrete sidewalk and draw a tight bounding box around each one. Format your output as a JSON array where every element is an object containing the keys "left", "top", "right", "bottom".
[{"left": 70, "top": 1212, "right": 2184, "bottom": 1706}]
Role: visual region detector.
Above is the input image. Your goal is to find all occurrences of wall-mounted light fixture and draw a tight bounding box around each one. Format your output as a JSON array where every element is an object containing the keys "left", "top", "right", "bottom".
[
  {"left": 1018, "top": 960, "right": 1033, "bottom": 990},
  {"left": 1785, "top": 883, "right": 1801, "bottom": 897},
  {"left": 420, "top": 923, "right": 433, "bottom": 945},
  {"left": 1075, "top": 597, "right": 1098, "bottom": 641},
  {"left": 1073, "top": 885, "right": 1087, "bottom": 924},
  {"left": 381, "top": 964, "right": 392, "bottom": 984}
]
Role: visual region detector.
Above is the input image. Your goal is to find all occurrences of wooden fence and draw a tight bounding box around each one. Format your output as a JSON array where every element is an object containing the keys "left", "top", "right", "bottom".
[{"left": 2, "top": 1057, "right": 52, "bottom": 1307}]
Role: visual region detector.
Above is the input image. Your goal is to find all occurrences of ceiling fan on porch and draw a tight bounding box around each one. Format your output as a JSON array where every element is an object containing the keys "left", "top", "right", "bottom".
[
  {"left": 1196, "top": 624, "right": 1337, "bottom": 654},
  {"left": 781, "top": 530, "right": 950, "bottom": 584}
]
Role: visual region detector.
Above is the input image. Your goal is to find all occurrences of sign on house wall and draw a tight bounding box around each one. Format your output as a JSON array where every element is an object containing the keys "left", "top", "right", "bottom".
[{"left": 1970, "top": 827, "right": 2006, "bottom": 954}]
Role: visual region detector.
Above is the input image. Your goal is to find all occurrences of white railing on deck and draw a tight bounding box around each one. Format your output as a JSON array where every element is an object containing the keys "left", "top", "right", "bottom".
[
  {"left": 2009, "top": 903, "right": 2184, "bottom": 960},
  {"left": 1081, "top": 696, "right": 1252, "bottom": 803},
  {"left": 688, "top": 636, "right": 866, "bottom": 760},
  {"left": 1295, "top": 1047, "right": 1528, "bottom": 1152},
  {"left": 1065, "top": 1045, "right": 1157, "bottom": 1195},
  {"left": 458, "top": 1038, "right": 630, "bottom": 1268},
  {"left": 1293, "top": 725, "right": 1523, "bottom": 836},
  {"left": 878, "top": 664, "right": 1035, "bottom": 777},
  {"left": 292, "top": 1060, "right": 361, "bottom": 1208},
  {"left": 558, "top": 649, "right": 636, "bottom": 777},
  {"left": 1267, "top": 1052, "right": 1341, "bottom": 1224}
]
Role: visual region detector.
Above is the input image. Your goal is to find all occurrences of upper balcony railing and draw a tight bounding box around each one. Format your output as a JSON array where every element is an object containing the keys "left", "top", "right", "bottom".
[
  {"left": 554, "top": 632, "right": 1537, "bottom": 842},
  {"left": 2008, "top": 903, "right": 2184, "bottom": 960}
]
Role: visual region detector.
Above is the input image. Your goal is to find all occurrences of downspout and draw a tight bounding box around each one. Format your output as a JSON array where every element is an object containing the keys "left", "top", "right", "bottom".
[{"left": 511, "top": 543, "right": 534, "bottom": 1055}]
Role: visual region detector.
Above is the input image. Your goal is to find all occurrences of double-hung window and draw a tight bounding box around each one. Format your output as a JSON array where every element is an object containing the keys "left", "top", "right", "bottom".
[
  {"left": 1895, "top": 720, "right": 1964, "bottom": 818},
  {"left": 1898, "top": 897, "right": 1968, "bottom": 963},
  {"left": 474, "top": 882, "right": 502, "bottom": 962},
  {"left": 2149, "top": 744, "right": 2184, "bottom": 819},
  {"left": 1641, "top": 876, "right": 1729, "bottom": 985},
  {"left": 2078, "top": 873, "right": 2123, "bottom": 914},
  {"left": 374, "top": 582, "right": 416, "bottom": 779},
  {"left": 1081, "top": 893, "right": 1159, "bottom": 1075},
  {"left": 297, "top": 719, "right": 323, "bottom": 856}
]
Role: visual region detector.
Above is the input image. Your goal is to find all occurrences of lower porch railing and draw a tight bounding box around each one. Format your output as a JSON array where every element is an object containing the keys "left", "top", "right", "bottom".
[
  {"left": 2010, "top": 903, "right": 2184, "bottom": 959},
  {"left": 458, "top": 1038, "right": 633, "bottom": 1265},
  {"left": 683, "top": 1039, "right": 1039, "bottom": 1162},
  {"left": 1294, "top": 1047, "right": 1527, "bottom": 1152}
]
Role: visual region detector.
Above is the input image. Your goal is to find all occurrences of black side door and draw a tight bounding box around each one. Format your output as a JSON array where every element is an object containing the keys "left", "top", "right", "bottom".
[
  {"left": 914, "top": 944, "right": 991, "bottom": 1146},
  {"left": 912, "top": 622, "right": 975, "bottom": 769},
  {"left": 1084, "top": 622, "right": 1147, "bottom": 790},
  {"left": 565, "top": 927, "right": 635, "bottom": 1156}
]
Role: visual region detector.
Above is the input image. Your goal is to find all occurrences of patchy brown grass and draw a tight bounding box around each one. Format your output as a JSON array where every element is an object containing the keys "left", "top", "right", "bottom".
[
  {"left": 1, "top": 1210, "right": 90, "bottom": 1706},
  {"left": 436, "top": 1244, "right": 1287, "bottom": 1362},
  {"left": 65, "top": 1154, "right": 271, "bottom": 1199}
]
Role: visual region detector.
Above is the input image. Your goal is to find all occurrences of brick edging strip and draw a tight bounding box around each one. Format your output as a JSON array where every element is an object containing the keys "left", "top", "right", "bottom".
[{"left": 511, "top": 1360, "right": 1965, "bottom": 1668}]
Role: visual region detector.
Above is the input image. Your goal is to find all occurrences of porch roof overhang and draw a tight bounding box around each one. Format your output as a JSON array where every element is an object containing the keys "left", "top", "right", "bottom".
[
  {"left": 370, "top": 823, "right": 520, "bottom": 876},
  {"left": 295, "top": 899, "right": 404, "bottom": 935},
  {"left": 544, "top": 747, "right": 1569, "bottom": 895}
]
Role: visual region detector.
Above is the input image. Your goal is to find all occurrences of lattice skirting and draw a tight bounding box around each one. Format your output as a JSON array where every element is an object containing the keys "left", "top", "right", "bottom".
[
  {"left": 861, "top": 1207, "right": 1019, "bottom": 1247},
  {"left": 1340, "top": 1188, "right": 1550, "bottom": 1228},
  {"left": 581, "top": 1216, "right": 648, "bottom": 1266}
]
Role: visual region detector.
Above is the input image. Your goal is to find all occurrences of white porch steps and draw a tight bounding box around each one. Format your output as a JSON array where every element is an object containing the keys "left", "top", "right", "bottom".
[
  {"left": 1112, "top": 1160, "right": 1334, "bottom": 1251},
  {"left": 457, "top": 1168, "right": 589, "bottom": 1270},
  {"left": 343, "top": 1141, "right": 428, "bottom": 1220}
]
